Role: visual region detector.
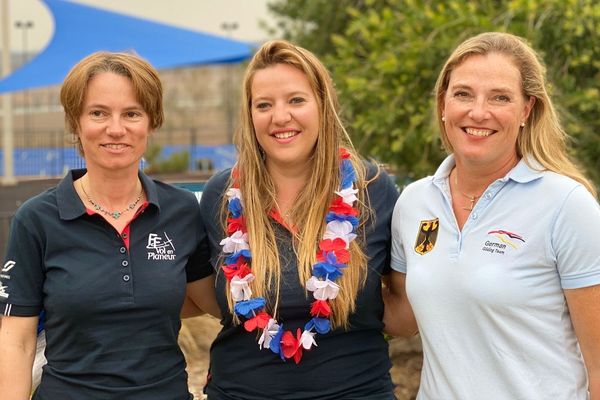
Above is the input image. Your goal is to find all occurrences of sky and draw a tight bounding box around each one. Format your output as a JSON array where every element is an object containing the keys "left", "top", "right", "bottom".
[{"left": 2, "top": 0, "right": 274, "bottom": 56}]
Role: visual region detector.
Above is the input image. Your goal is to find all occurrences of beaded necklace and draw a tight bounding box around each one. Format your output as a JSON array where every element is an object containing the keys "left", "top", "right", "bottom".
[
  {"left": 220, "top": 148, "right": 359, "bottom": 364},
  {"left": 81, "top": 179, "right": 143, "bottom": 220}
]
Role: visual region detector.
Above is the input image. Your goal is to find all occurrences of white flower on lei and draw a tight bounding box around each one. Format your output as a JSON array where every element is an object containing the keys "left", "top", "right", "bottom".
[
  {"left": 335, "top": 187, "right": 358, "bottom": 205},
  {"left": 258, "top": 318, "right": 281, "bottom": 350},
  {"left": 299, "top": 330, "right": 317, "bottom": 350},
  {"left": 230, "top": 273, "right": 255, "bottom": 301},
  {"left": 323, "top": 220, "right": 357, "bottom": 248},
  {"left": 219, "top": 230, "right": 249, "bottom": 253},
  {"left": 226, "top": 188, "right": 242, "bottom": 201},
  {"left": 306, "top": 276, "right": 340, "bottom": 300}
]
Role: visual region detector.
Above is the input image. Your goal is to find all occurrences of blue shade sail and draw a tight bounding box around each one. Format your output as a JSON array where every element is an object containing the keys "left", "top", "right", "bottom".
[{"left": 0, "top": 0, "right": 253, "bottom": 93}]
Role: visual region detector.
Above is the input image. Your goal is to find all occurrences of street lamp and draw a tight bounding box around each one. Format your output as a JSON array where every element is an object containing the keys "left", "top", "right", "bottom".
[
  {"left": 15, "top": 20, "right": 34, "bottom": 143},
  {"left": 221, "top": 22, "right": 238, "bottom": 144}
]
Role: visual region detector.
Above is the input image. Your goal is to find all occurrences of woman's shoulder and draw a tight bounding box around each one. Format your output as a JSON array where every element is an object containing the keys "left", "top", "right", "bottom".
[
  {"left": 362, "top": 160, "right": 393, "bottom": 188},
  {"left": 536, "top": 171, "right": 598, "bottom": 210},
  {"left": 13, "top": 186, "right": 59, "bottom": 221},
  {"left": 361, "top": 160, "right": 400, "bottom": 210},
  {"left": 203, "top": 168, "right": 232, "bottom": 195},
  {"left": 538, "top": 170, "right": 586, "bottom": 192},
  {"left": 401, "top": 175, "right": 434, "bottom": 193},
  {"left": 151, "top": 179, "right": 200, "bottom": 209}
]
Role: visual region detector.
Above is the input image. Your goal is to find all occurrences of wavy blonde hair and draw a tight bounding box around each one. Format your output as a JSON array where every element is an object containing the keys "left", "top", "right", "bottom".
[
  {"left": 434, "top": 32, "right": 596, "bottom": 197},
  {"left": 223, "top": 40, "right": 371, "bottom": 329}
]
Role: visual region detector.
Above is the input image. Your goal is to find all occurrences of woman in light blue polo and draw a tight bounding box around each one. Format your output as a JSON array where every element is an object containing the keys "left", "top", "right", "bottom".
[{"left": 385, "top": 32, "right": 600, "bottom": 399}]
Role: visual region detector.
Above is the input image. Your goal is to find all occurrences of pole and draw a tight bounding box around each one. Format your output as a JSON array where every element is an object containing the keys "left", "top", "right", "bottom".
[
  {"left": 1, "top": 0, "right": 16, "bottom": 185},
  {"left": 221, "top": 22, "right": 238, "bottom": 144},
  {"left": 15, "top": 20, "right": 33, "bottom": 147}
]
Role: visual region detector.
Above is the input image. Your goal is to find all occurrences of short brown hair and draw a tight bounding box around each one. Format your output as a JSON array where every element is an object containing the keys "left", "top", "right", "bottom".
[{"left": 60, "top": 51, "right": 163, "bottom": 153}]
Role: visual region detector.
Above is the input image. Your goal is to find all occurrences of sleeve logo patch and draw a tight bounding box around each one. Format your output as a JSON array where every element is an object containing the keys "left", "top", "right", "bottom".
[
  {"left": 414, "top": 218, "right": 439, "bottom": 255},
  {"left": 0, "top": 283, "right": 8, "bottom": 299},
  {"left": 2, "top": 260, "right": 16, "bottom": 273}
]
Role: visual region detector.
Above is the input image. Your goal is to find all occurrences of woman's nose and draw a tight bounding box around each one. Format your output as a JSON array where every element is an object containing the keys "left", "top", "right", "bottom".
[
  {"left": 468, "top": 98, "right": 491, "bottom": 121},
  {"left": 272, "top": 104, "right": 292, "bottom": 125},
  {"left": 107, "top": 117, "right": 126, "bottom": 135}
]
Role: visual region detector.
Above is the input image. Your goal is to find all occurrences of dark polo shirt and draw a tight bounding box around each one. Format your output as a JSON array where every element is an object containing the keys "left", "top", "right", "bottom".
[
  {"left": 0, "top": 169, "right": 211, "bottom": 400},
  {"left": 201, "top": 163, "right": 399, "bottom": 400}
]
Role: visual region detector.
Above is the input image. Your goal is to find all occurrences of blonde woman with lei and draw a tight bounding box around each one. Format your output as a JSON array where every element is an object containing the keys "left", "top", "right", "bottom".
[
  {"left": 386, "top": 32, "right": 600, "bottom": 399},
  {"left": 192, "top": 40, "right": 401, "bottom": 399}
]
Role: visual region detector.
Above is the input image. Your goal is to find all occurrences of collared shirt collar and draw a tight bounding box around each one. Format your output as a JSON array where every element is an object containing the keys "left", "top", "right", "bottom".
[
  {"left": 57, "top": 169, "right": 160, "bottom": 221},
  {"left": 431, "top": 154, "right": 544, "bottom": 186}
]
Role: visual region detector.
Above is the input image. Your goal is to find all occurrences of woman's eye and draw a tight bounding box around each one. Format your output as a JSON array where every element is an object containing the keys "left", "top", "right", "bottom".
[
  {"left": 255, "top": 102, "right": 270, "bottom": 110},
  {"left": 453, "top": 91, "right": 470, "bottom": 98},
  {"left": 290, "top": 97, "right": 306, "bottom": 104},
  {"left": 90, "top": 110, "right": 104, "bottom": 117},
  {"left": 126, "top": 111, "right": 141, "bottom": 118},
  {"left": 493, "top": 95, "right": 511, "bottom": 102}
]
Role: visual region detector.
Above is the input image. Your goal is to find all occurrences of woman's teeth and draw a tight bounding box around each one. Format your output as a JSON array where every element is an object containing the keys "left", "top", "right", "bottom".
[
  {"left": 465, "top": 128, "right": 493, "bottom": 137},
  {"left": 274, "top": 131, "right": 297, "bottom": 139}
]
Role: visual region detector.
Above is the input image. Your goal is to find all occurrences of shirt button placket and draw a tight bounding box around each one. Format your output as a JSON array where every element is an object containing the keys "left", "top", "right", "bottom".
[{"left": 119, "top": 246, "right": 132, "bottom": 286}]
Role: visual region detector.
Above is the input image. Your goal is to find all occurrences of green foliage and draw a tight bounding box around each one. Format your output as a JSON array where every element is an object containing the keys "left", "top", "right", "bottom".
[
  {"left": 144, "top": 143, "right": 190, "bottom": 174},
  {"left": 265, "top": 0, "right": 387, "bottom": 56},
  {"left": 268, "top": 0, "right": 600, "bottom": 187}
]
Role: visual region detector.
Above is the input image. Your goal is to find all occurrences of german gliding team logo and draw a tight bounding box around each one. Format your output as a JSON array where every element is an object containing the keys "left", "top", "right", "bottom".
[{"left": 414, "top": 218, "right": 439, "bottom": 255}]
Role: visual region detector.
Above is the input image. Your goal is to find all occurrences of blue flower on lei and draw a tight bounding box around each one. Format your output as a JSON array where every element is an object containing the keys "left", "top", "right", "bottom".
[
  {"left": 305, "top": 317, "right": 331, "bottom": 334},
  {"left": 234, "top": 297, "right": 266, "bottom": 318}
]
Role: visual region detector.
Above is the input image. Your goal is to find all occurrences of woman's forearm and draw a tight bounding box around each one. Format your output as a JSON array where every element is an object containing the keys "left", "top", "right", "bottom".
[{"left": 0, "top": 316, "right": 38, "bottom": 399}]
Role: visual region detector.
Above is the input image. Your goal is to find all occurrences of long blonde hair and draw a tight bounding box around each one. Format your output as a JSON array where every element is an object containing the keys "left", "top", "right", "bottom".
[
  {"left": 223, "top": 40, "right": 371, "bottom": 329},
  {"left": 434, "top": 32, "right": 596, "bottom": 197}
]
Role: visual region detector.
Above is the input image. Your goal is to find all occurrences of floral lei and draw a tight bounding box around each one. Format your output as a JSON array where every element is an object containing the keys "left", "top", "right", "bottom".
[{"left": 219, "top": 148, "right": 360, "bottom": 364}]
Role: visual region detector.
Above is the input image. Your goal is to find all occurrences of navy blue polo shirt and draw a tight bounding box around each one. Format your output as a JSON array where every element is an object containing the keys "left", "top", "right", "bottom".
[
  {"left": 201, "top": 163, "right": 399, "bottom": 400},
  {"left": 0, "top": 169, "right": 211, "bottom": 400}
]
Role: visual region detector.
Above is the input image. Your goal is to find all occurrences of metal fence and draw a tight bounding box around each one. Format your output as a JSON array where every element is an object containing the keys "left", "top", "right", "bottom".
[{"left": 0, "top": 128, "right": 236, "bottom": 178}]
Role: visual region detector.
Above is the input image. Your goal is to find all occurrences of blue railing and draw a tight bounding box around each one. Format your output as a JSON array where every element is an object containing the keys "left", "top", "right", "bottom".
[{"left": 0, "top": 144, "right": 236, "bottom": 177}]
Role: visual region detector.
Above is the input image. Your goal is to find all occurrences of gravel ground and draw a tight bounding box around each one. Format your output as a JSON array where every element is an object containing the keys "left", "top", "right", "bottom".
[{"left": 180, "top": 315, "right": 422, "bottom": 400}]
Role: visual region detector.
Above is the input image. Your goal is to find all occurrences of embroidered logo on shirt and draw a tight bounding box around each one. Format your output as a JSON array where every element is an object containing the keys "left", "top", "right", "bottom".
[
  {"left": 0, "top": 261, "right": 15, "bottom": 281},
  {"left": 146, "top": 232, "right": 177, "bottom": 261},
  {"left": 0, "top": 282, "right": 8, "bottom": 299},
  {"left": 414, "top": 218, "right": 439, "bottom": 255},
  {"left": 481, "top": 229, "right": 526, "bottom": 254},
  {"left": 1, "top": 260, "right": 15, "bottom": 273}
]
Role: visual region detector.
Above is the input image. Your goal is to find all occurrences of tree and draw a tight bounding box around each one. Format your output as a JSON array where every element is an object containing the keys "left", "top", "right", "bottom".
[
  {"left": 268, "top": 0, "right": 600, "bottom": 187},
  {"left": 264, "top": 0, "right": 386, "bottom": 57}
]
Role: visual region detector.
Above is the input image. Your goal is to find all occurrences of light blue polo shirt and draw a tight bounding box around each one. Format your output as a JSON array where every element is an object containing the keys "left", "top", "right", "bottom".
[{"left": 391, "top": 155, "right": 600, "bottom": 400}]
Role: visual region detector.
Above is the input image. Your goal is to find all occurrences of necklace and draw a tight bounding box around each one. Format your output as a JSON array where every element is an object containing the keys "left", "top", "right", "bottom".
[
  {"left": 80, "top": 179, "right": 143, "bottom": 219},
  {"left": 220, "top": 148, "right": 360, "bottom": 364},
  {"left": 453, "top": 170, "right": 482, "bottom": 212}
]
